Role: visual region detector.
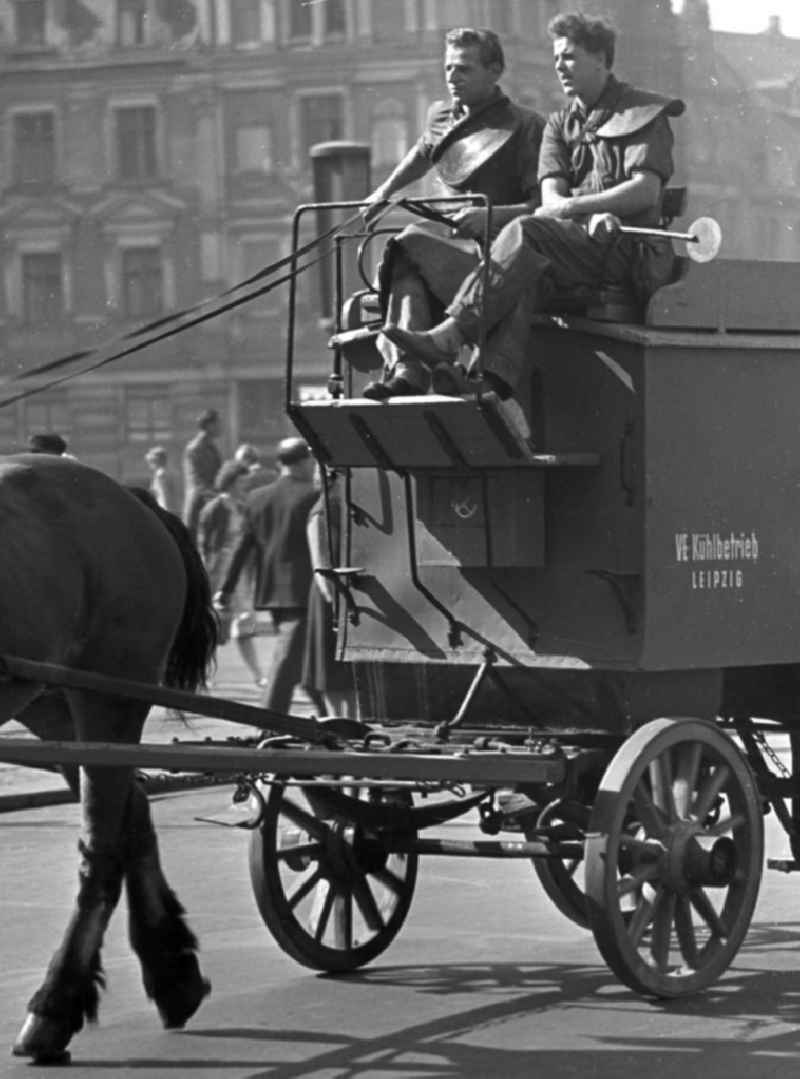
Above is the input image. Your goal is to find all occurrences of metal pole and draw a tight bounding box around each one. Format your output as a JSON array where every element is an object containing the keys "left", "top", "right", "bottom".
[{"left": 620, "top": 225, "right": 697, "bottom": 243}]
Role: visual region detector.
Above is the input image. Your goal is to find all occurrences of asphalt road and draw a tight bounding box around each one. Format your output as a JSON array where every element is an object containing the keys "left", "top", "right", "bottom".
[{"left": 3, "top": 784, "right": 800, "bottom": 1077}]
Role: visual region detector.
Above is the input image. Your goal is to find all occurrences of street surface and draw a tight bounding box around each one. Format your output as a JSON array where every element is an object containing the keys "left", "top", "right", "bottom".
[{"left": 2, "top": 645, "right": 800, "bottom": 1076}]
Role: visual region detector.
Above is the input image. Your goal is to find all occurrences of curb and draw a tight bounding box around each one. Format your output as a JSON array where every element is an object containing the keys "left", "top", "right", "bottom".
[{"left": 0, "top": 771, "right": 235, "bottom": 815}]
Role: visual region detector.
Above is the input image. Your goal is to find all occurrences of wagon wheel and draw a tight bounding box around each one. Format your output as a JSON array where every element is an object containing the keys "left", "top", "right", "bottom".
[
  {"left": 529, "top": 799, "right": 591, "bottom": 929},
  {"left": 585, "top": 717, "right": 763, "bottom": 998},
  {"left": 249, "top": 781, "right": 418, "bottom": 973},
  {"left": 531, "top": 799, "right": 641, "bottom": 931}
]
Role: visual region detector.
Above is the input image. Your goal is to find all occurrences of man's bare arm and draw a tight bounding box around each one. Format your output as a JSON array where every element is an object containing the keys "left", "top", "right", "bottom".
[
  {"left": 537, "top": 172, "right": 662, "bottom": 222},
  {"left": 451, "top": 198, "right": 540, "bottom": 239},
  {"left": 362, "top": 145, "right": 432, "bottom": 219}
]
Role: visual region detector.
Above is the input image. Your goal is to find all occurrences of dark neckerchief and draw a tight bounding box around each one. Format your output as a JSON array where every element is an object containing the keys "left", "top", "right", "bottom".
[{"left": 567, "top": 74, "right": 626, "bottom": 176}]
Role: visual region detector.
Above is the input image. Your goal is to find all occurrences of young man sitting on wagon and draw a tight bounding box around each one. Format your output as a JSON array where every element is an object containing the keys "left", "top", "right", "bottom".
[
  {"left": 360, "top": 26, "right": 544, "bottom": 405},
  {"left": 382, "top": 11, "right": 685, "bottom": 424}
]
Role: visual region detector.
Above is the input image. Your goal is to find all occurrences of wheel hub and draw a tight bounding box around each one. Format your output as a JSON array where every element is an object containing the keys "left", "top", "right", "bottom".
[
  {"left": 323, "top": 822, "right": 389, "bottom": 880},
  {"left": 683, "top": 834, "right": 737, "bottom": 888},
  {"left": 620, "top": 825, "right": 738, "bottom": 894}
]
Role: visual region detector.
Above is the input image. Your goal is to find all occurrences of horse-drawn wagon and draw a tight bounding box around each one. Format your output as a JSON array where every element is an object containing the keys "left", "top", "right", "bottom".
[{"left": 3, "top": 186, "right": 800, "bottom": 1061}]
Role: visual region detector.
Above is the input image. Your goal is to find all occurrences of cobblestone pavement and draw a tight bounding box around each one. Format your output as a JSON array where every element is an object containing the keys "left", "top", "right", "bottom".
[{"left": 0, "top": 637, "right": 317, "bottom": 798}]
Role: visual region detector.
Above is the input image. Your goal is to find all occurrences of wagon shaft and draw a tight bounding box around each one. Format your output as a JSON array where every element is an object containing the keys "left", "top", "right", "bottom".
[
  {"left": 0, "top": 737, "right": 566, "bottom": 786},
  {"left": 0, "top": 653, "right": 326, "bottom": 742}
]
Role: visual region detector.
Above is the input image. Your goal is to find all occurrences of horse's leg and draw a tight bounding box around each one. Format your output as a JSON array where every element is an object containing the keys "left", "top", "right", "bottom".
[
  {"left": 13, "top": 690, "right": 141, "bottom": 1062},
  {"left": 16, "top": 692, "right": 80, "bottom": 793},
  {"left": 124, "top": 781, "right": 210, "bottom": 1028},
  {"left": 0, "top": 681, "right": 79, "bottom": 797},
  {"left": 0, "top": 680, "right": 45, "bottom": 727}
]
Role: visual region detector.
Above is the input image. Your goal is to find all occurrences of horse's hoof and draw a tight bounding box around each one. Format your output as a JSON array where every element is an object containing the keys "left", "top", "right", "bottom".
[
  {"left": 12, "top": 1013, "right": 72, "bottom": 1064},
  {"left": 157, "top": 976, "right": 211, "bottom": 1030}
]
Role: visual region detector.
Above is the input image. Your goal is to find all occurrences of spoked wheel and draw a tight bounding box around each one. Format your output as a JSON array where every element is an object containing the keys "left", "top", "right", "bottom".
[
  {"left": 585, "top": 717, "right": 763, "bottom": 998},
  {"left": 530, "top": 799, "right": 591, "bottom": 929},
  {"left": 249, "top": 781, "right": 418, "bottom": 972}
]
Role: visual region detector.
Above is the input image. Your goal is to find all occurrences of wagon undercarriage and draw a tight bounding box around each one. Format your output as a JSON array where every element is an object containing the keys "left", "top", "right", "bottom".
[{"left": 1, "top": 652, "right": 795, "bottom": 1001}]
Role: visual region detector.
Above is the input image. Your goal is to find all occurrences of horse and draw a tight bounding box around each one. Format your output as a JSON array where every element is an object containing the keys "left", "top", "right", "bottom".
[{"left": 0, "top": 453, "right": 218, "bottom": 1063}]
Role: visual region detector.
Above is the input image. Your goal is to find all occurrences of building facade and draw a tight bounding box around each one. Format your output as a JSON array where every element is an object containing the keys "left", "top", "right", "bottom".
[{"left": 0, "top": 0, "right": 792, "bottom": 482}]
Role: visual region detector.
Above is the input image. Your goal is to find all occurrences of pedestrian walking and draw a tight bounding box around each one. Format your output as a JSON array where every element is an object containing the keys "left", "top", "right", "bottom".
[
  {"left": 198, "top": 460, "right": 264, "bottom": 684},
  {"left": 214, "top": 436, "right": 324, "bottom": 721},
  {"left": 182, "top": 408, "right": 223, "bottom": 539},
  {"left": 144, "top": 445, "right": 179, "bottom": 513},
  {"left": 233, "top": 443, "right": 275, "bottom": 492}
]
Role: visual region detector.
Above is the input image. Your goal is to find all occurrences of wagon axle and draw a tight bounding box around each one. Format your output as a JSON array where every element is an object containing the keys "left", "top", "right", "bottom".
[{"left": 618, "top": 830, "right": 738, "bottom": 894}]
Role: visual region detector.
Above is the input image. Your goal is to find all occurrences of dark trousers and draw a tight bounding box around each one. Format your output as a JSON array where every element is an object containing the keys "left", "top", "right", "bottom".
[
  {"left": 261, "top": 607, "right": 324, "bottom": 718},
  {"left": 447, "top": 216, "right": 633, "bottom": 389},
  {"left": 183, "top": 487, "right": 213, "bottom": 541},
  {"left": 378, "top": 222, "right": 482, "bottom": 388}
]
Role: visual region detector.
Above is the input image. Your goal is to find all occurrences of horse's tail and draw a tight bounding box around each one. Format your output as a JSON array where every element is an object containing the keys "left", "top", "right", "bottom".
[{"left": 128, "top": 487, "right": 218, "bottom": 691}]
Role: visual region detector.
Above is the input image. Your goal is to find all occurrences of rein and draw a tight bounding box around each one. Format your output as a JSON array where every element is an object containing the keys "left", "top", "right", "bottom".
[{"left": 0, "top": 207, "right": 364, "bottom": 409}]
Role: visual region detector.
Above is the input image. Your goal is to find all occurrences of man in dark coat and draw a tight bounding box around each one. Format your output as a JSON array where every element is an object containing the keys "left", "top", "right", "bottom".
[
  {"left": 215, "top": 437, "right": 322, "bottom": 718},
  {"left": 182, "top": 408, "right": 223, "bottom": 539},
  {"left": 360, "top": 26, "right": 544, "bottom": 399}
]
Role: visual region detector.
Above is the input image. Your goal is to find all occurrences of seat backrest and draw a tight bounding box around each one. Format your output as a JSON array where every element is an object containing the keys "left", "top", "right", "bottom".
[{"left": 660, "top": 186, "right": 687, "bottom": 227}]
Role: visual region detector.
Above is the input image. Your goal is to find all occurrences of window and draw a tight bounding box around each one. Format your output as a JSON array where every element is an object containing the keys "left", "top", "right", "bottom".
[
  {"left": 236, "top": 378, "right": 284, "bottom": 447},
  {"left": 300, "top": 95, "right": 343, "bottom": 157},
  {"left": 126, "top": 388, "right": 172, "bottom": 443},
  {"left": 372, "top": 117, "right": 407, "bottom": 166},
  {"left": 325, "top": 0, "right": 346, "bottom": 35},
  {"left": 0, "top": 406, "right": 19, "bottom": 454},
  {"left": 371, "top": 102, "right": 408, "bottom": 168},
  {"left": 13, "top": 111, "right": 55, "bottom": 185},
  {"left": 117, "top": 0, "right": 147, "bottom": 45},
  {"left": 422, "top": 0, "right": 461, "bottom": 29},
  {"left": 25, "top": 395, "right": 70, "bottom": 441},
  {"left": 115, "top": 105, "right": 157, "bottom": 179},
  {"left": 22, "top": 253, "right": 63, "bottom": 326},
  {"left": 751, "top": 136, "right": 767, "bottom": 181},
  {"left": 236, "top": 236, "right": 280, "bottom": 291},
  {"left": 14, "top": 1, "right": 45, "bottom": 47},
  {"left": 468, "top": 0, "right": 510, "bottom": 31},
  {"left": 122, "top": 247, "right": 163, "bottom": 318},
  {"left": 753, "top": 216, "right": 779, "bottom": 258},
  {"left": 234, "top": 124, "right": 273, "bottom": 173},
  {"left": 230, "top": 0, "right": 261, "bottom": 43},
  {"left": 288, "top": 0, "right": 311, "bottom": 39}
]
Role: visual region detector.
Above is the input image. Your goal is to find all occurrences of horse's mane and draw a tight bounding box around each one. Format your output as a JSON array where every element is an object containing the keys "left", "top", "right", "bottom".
[{"left": 127, "top": 486, "right": 218, "bottom": 691}]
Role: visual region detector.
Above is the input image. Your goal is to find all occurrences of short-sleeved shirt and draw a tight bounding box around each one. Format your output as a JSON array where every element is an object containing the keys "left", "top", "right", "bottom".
[
  {"left": 538, "top": 75, "right": 675, "bottom": 227},
  {"left": 416, "top": 90, "right": 544, "bottom": 207}
]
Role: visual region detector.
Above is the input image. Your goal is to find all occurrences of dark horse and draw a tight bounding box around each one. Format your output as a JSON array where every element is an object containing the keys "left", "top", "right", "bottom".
[{"left": 0, "top": 454, "right": 218, "bottom": 1062}]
